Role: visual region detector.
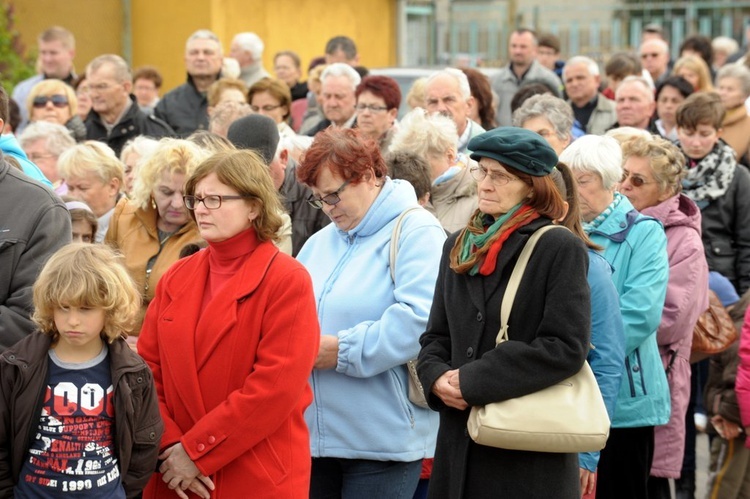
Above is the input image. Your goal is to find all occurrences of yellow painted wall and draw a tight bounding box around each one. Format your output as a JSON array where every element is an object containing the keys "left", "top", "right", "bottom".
[
  {"left": 8, "top": 0, "right": 396, "bottom": 93},
  {"left": 132, "top": 0, "right": 396, "bottom": 92},
  {"left": 10, "top": 0, "right": 122, "bottom": 76}
]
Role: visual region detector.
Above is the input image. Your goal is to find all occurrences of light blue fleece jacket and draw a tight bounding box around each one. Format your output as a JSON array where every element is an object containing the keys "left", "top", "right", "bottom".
[
  {"left": 0, "top": 134, "right": 51, "bottom": 187},
  {"left": 297, "top": 178, "right": 446, "bottom": 461},
  {"left": 587, "top": 195, "right": 671, "bottom": 429},
  {"left": 579, "top": 250, "right": 625, "bottom": 472}
]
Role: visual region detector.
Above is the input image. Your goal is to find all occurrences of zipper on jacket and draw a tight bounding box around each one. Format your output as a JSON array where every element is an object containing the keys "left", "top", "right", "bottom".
[
  {"left": 625, "top": 356, "right": 636, "bottom": 397},
  {"left": 635, "top": 348, "right": 647, "bottom": 395}
]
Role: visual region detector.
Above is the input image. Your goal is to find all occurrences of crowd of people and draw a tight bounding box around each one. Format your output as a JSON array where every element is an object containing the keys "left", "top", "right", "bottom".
[{"left": 2, "top": 19, "right": 750, "bottom": 499}]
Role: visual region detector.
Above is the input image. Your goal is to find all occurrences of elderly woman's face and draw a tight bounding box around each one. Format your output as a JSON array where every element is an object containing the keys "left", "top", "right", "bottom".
[
  {"left": 476, "top": 158, "right": 532, "bottom": 219},
  {"left": 717, "top": 77, "right": 747, "bottom": 110},
  {"left": 619, "top": 155, "right": 670, "bottom": 211},
  {"left": 152, "top": 170, "right": 190, "bottom": 232},
  {"left": 573, "top": 169, "right": 615, "bottom": 222},
  {"left": 30, "top": 92, "right": 72, "bottom": 125},
  {"left": 310, "top": 164, "right": 379, "bottom": 232},
  {"left": 521, "top": 116, "right": 570, "bottom": 156},
  {"left": 192, "top": 172, "right": 258, "bottom": 243},
  {"left": 355, "top": 90, "right": 397, "bottom": 141},
  {"left": 123, "top": 152, "right": 139, "bottom": 195},
  {"left": 66, "top": 171, "right": 120, "bottom": 218}
]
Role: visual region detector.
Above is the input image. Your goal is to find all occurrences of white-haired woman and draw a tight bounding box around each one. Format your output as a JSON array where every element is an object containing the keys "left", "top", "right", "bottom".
[
  {"left": 58, "top": 141, "right": 124, "bottom": 242},
  {"left": 18, "top": 121, "right": 76, "bottom": 194},
  {"left": 512, "top": 93, "right": 574, "bottom": 156},
  {"left": 120, "top": 136, "right": 160, "bottom": 197},
  {"left": 716, "top": 64, "right": 750, "bottom": 164},
  {"left": 389, "top": 108, "right": 477, "bottom": 233},
  {"left": 560, "top": 135, "right": 671, "bottom": 499},
  {"left": 105, "top": 139, "right": 209, "bottom": 339}
]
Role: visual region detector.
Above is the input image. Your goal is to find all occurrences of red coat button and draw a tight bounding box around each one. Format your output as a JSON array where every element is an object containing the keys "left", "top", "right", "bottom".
[
  {"left": 197, "top": 444, "right": 205, "bottom": 452},
  {"left": 208, "top": 436, "right": 216, "bottom": 444}
]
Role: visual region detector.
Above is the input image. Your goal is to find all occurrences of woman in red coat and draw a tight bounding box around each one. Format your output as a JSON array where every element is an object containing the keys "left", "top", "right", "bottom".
[{"left": 137, "top": 149, "right": 320, "bottom": 498}]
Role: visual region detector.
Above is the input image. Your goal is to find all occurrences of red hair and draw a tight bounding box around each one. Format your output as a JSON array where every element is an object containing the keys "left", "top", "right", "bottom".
[
  {"left": 297, "top": 128, "right": 387, "bottom": 186},
  {"left": 355, "top": 75, "right": 402, "bottom": 111}
]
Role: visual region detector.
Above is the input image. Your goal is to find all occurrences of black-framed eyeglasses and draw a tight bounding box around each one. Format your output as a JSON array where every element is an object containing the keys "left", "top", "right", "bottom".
[
  {"left": 469, "top": 166, "right": 517, "bottom": 186},
  {"left": 355, "top": 103, "right": 389, "bottom": 113},
  {"left": 621, "top": 170, "right": 657, "bottom": 188},
  {"left": 251, "top": 104, "right": 282, "bottom": 112},
  {"left": 307, "top": 180, "right": 350, "bottom": 209},
  {"left": 32, "top": 95, "right": 69, "bottom": 108},
  {"left": 183, "top": 194, "right": 253, "bottom": 210}
]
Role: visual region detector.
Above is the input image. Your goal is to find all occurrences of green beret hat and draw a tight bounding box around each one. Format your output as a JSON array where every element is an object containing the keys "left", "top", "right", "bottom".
[{"left": 469, "top": 127, "right": 558, "bottom": 177}]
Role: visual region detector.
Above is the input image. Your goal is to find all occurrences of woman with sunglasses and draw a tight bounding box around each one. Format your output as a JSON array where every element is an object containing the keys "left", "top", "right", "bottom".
[
  {"left": 26, "top": 78, "right": 86, "bottom": 141},
  {"left": 616, "top": 134, "right": 709, "bottom": 499},
  {"left": 295, "top": 128, "right": 446, "bottom": 499},
  {"left": 560, "top": 135, "right": 671, "bottom": 499},
  {"left": 137, "top": 149, "right": 320, "bottom": 498}
]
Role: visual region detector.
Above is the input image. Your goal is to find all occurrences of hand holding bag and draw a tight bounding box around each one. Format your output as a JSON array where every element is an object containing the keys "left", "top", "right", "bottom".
[{"left": 466, "top": 225, "right": 611, "bottom": 453}]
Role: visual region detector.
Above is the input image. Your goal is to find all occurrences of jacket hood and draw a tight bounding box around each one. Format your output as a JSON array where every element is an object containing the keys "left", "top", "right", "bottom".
[
  {"left": 430, "top": 159, "right": 477, "bottom": 203},
  {"left": 337, "top": 177, "right": 418, "bottom": 240},
  {"left": 641, "top": 193, "right": 702, "bottom": 234}
]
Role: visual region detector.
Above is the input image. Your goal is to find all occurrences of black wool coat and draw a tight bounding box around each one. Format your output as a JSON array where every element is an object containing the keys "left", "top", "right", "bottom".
[{"left": 418, "top": 218, "right": 591, "bottom": 499}]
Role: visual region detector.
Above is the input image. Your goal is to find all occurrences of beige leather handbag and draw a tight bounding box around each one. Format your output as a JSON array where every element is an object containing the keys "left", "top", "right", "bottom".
[{"left": 466, "top": 225, "right": 611, "bottom": 453}]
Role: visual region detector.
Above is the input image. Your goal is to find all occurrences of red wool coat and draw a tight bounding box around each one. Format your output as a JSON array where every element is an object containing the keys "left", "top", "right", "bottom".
[{"left": 137, "top": 238, "right": 319, "bottom": 498}]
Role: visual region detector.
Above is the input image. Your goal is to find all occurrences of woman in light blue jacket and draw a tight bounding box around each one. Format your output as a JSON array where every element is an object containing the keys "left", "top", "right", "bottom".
[
  {"left": 296, "top": 128, "right": 446, "bottom": 499},
  {"left": 560, "top": 135, "right": 671, "bottom": 499},
  {"left": 551, "top": 162, "right": 626, "bottom": 495}
]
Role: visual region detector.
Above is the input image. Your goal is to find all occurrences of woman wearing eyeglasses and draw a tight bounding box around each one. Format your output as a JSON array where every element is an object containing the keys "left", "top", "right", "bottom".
[
  {"left": 355, "top": 75, "right": 401, "bottom": 153},
  {"left": 105, "top": 139, "right": 208, "bottom": 342},
  {"left": 417, "top": 127, "right": 591, "bottom": 499},
  {"left": 559, "top": 135, "right": 671, "bottom": 499},
  {"left": 26, "top": 78, "right": 86, "bottom": 141},
  {"left": 295, "top": 128, "right": 446, "bottom": 499},
  {"left": 614, "top": 134, "right": 709, "bottom": 499},
  {"left": 248, "top": 78, "right": 296, "bottom": 141},
  {"left": 137, "top": 149, "right": 320, "bottom": 498}
]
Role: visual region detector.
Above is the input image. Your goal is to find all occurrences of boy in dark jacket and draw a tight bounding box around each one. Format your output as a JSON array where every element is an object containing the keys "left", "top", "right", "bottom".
[{"left": 0, "top": 244, "right": 163, "bottom": 498}]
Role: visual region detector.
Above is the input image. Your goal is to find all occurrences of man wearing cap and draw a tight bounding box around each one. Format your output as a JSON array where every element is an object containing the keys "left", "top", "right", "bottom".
[
  {"left": 226, "top": 114, "right": 299, "bottom": 255},
  {"left": 419, "top": 126, "right": 591, "bottom": 499}
]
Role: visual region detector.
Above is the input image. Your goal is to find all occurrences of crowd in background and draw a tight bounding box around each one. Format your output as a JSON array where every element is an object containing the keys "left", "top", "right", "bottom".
[{"left": 2, "top": 19, "right": 750, "bottom": 499}]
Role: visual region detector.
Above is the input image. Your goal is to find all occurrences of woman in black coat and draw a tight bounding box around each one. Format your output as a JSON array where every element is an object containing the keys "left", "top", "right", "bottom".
[{"left": 417, "top": 127, "right": 591, "bottom": 498}]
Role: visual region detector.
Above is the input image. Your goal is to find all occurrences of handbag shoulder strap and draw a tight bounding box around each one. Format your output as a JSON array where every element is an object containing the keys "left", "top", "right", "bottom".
[
  {"left": 497, "top": 225, "right": 563, "bottom": 345},
  {"left": 389, "top": 207, "right": 423, "bottom": 282}
]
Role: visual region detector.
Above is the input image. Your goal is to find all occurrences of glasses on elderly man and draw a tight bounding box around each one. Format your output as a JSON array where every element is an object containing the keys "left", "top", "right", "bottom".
[
  {"left": 32, "top": 95, "right": 69, "bottom": 108},
  {"left": 307, "top": 180, "right": 351, "bottom": 209},
  {"left": 469, "top": 166, "right": 518, "bottom": 186},
  {"left": 183, "top": 194, "right": 253, "bottom": 210},
  {"left": 621, "top": 170, "right": 658, "bottom": 188}
]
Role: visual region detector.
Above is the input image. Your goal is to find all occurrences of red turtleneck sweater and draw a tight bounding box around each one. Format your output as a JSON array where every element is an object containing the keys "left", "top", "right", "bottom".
[{"left": 201, "top": 227, "right": 260, "bottom": 310}]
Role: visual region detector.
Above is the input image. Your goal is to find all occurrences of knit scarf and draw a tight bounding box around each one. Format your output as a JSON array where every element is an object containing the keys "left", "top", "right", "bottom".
[
  {"left": 682, "top": 140, "right": 736, "bottom": 209},
  {"left": 583, "top": 192, "right": 623, "bottom": 234},
  {"left": 455, "top": 204, "right": 539, "bottom": 276}
]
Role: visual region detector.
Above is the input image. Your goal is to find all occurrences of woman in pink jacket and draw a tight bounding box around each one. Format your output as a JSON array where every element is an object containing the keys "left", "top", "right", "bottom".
[{"left": 617, "top": 134, "right": 709, "bottom": 498}]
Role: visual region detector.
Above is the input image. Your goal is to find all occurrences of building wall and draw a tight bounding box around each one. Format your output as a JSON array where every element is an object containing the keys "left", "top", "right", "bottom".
[
  {"left": 10, "top": 0, "right": 395, "bottom": 92},
  {"left": 11, "top": 0, "right": 122, "bottom": 77}
]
